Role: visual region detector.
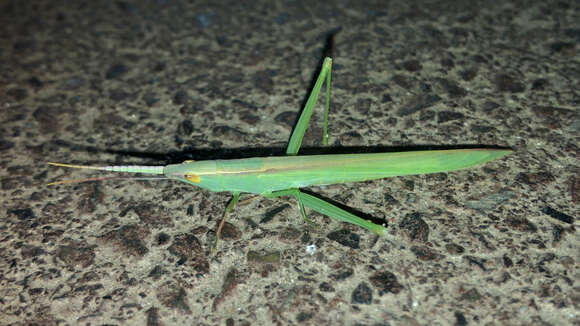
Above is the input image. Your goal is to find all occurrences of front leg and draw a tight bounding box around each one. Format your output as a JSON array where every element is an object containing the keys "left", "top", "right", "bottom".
[{"left": 213, "top": 192, "right": 241, "bottom": 251}]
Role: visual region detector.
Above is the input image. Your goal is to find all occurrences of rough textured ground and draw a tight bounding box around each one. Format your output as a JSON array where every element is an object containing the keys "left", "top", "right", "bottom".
[{"left": 1, "top": 0, "right": 578, "bottom": 325}]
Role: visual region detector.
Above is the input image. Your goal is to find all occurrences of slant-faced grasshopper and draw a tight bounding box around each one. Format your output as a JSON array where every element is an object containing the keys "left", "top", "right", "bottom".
[{"left": 49, "top": 57, "right": 511, "bottom": 245}]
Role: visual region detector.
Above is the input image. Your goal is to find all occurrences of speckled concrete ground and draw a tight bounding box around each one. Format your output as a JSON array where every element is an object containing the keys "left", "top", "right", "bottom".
[{"left": 1, "top": 1, "right": 578, "bottom": 325}]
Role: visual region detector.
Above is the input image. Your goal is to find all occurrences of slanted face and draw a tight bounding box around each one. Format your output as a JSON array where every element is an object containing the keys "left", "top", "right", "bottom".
[{"left": 163, "top": 160, "right": 223, "bottom": 191}]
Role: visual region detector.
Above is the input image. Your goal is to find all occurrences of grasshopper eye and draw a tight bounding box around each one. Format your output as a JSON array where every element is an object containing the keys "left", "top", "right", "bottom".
[{"left": 184, "top": 174, "right": 200, "bottom": 183}]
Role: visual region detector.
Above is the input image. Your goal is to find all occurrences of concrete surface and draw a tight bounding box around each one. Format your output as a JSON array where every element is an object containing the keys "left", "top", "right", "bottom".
[{"left": 0, "top": 0, "right": 578, "bottom": 325}]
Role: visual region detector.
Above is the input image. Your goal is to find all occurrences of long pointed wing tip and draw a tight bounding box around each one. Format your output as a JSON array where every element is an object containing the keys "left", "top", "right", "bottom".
[
  {"left": 492, "top": 148, "right": 514, "bottom": 158},
  {"left": 470, "top": 147, "right": 513, "bottom": 159}
]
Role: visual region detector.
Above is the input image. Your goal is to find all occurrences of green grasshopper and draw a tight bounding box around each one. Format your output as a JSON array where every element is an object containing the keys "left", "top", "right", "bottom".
[{"left": 49, "top": 57, "right": 511, "bottom": 244}]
